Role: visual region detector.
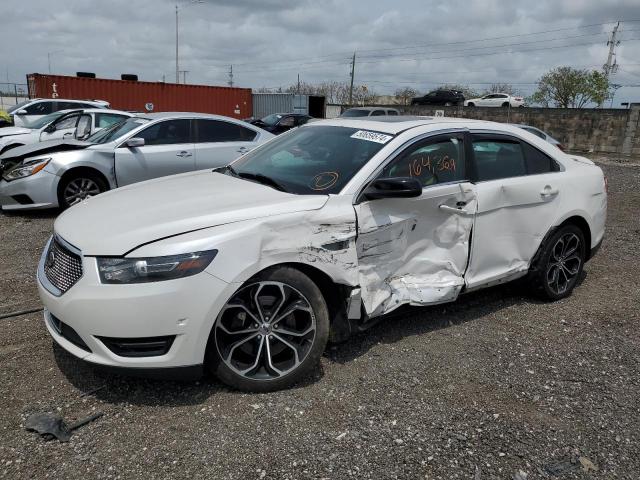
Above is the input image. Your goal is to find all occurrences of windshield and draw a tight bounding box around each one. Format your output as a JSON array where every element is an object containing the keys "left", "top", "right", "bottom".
[
  {"left": 229, "top": 125, "right": 391, "bottom": 195},
  {"left": 7, "top": 100, "right": 31, "bottom": 114},
  {"left": 341, "top": 109, "right": 370, "bottom": 118},
  {"left": 23, "top": 111, "right": 69, "bottom": 130},
  {"left": 87, "top": 117, "right": 149, "bottom": 144},
  {"left": 259, "top": 114, "right": 282, "bottom": 126}
]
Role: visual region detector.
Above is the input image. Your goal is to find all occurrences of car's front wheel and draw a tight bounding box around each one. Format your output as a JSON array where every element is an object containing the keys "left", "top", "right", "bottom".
[
  {"left": 208, "top": 266, "right": 329, "bottom": 392},
  {"left": 58, "top": 171, "right": 107, "bottom": 209},
  {"left": 529, "top": 225, "right": 586, "bottom": 300}
]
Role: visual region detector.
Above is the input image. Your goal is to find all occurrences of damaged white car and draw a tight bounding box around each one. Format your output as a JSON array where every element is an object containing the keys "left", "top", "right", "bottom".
[{"left": 38, "top": 117, "right": 607, "bottom": 391}]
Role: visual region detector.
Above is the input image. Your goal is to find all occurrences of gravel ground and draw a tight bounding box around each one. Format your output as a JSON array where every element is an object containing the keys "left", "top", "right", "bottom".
[{"left": 0, "top": 159, "right": 638, "bottom": 480}]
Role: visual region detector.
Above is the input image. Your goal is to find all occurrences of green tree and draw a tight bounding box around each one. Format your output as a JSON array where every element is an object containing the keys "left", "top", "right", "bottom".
[
  {"left": 394, "top": 87, "right": 419, "bottom": 105},
  {"left": 530, "top": 67, "right": 610, "bottom": 108}
]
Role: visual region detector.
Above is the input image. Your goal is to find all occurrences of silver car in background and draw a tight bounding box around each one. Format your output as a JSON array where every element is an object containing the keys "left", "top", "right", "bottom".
[
  {"left": 0, "top": 112, "right": 273, "bottom": 210},
  {"left": 0, "top": 109, "right": 133, "bottom": 154}
]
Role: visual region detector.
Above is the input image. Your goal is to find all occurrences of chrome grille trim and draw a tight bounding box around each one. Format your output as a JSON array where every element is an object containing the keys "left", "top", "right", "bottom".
[{"left": 38, "top": 235, "right": 83, "bottom": 296}]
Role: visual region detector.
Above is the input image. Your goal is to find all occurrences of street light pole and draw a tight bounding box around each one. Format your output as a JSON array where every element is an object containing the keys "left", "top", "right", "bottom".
[{"left": 175, "top": 4, "right": 179, "bottom": 83}]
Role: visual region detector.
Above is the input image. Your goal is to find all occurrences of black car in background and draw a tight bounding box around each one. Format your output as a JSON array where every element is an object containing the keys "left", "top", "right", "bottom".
[
  {"left": 250, "top": 113, "right": 312, "bottom": 135},
  {"left": 411, "top": 90, "right": 465, "bottom": 106}
]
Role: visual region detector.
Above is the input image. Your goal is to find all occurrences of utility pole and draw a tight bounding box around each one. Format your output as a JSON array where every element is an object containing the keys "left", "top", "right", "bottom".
[
  {"left": 603, "top": 22, "right": 620, "bottom": 79},
  {"left": 348, "top": 52, "right": 356, "bottom": 106},
  {"left": 179, "top": 70, "right": 189, "bottom": 84},
  {"left": 228, "top": 65, "right": 234, "bottom": 87},
  {"left": 48, "top": 53, "right": 52, "bottom": 74},
  {"left": 175, "top": 5, "right": 179, "bottom": 83}
]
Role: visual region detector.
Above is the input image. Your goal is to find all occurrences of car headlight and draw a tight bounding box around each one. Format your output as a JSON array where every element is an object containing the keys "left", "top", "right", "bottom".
[
  {"left": 97, "top": 250, "right": 218, "bottom": 284},
  {"left": 2, "top": 157, "right": 51, "bottom": 181}
]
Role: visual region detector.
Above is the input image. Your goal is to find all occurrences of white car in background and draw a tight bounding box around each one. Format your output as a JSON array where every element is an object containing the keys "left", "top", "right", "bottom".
[
  {"left": 0, "top": 109, "right": 133, "bottom": 154},
  {"left": 0, "top": 112, "right": 273, "bottom": 210},
  {"left": 7, "top": 98, "right": 110, "bottom": 127},
  {"left": 465, "top": 93, "right": 525, "bottom": 108},
  {"left": 36, "top": 116, "right": 606, "bottom": 391}
]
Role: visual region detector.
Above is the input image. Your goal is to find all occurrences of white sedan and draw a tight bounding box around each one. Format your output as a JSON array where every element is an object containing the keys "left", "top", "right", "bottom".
[
  {"left": 465, "top": 93, "right": 525, "bottom": 107},
  {"left": 37, "top": 117, "right": 607, "bottom": 391},
  {"left": 0, "top": 109, "right": 133, "bottom": 154}
]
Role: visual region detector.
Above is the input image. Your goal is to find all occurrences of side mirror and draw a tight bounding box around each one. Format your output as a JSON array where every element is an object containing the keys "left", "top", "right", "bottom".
[
  {"left": 363, "top": 177, "right": 422, "bottom": 200},
  {"left": 16, "top": 109, "right": 28, "bottom": 115},
  {"left": 124, "top": 137, "right": 145, "bottom": 148}
]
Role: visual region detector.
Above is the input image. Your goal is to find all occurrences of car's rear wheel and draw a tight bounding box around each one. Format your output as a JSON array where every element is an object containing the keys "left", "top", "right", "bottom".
[
  {"left": 468, "top": 102, "right": 475, "bottom": 107},
  {"left": 529, "top": 225, "right": 586, "bottom": 300},
  {"left": 444, "top": 101, "right": 453, "bottom": 106},
  {"left": 58, "top": 171, "right": 107, "bottom": 209},
  {"left": 502, "top": 102, "right": 510, "bottom": 107},
  {"left": 208, "top": 267, "right": 329, "bottom": 392}
]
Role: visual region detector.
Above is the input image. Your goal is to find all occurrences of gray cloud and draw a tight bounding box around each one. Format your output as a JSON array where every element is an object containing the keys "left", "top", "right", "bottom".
[{"left": 1, "top": 0, "right": 638, "bottom": 104}]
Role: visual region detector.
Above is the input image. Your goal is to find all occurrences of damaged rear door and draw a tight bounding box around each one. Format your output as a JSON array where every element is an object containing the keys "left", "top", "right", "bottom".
[{"left": 355, "top": 131, "right": 477, "bottom": 317}]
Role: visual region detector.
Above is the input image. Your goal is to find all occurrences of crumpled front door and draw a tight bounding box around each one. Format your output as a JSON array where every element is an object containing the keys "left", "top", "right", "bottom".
[{"left": 355, "top": 182, "right": 477, "bottom": 317}]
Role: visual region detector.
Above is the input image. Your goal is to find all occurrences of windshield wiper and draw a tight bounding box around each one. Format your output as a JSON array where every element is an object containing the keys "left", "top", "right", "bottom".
[
  {"left": 237, "top": 172, "right": 287, "bottom": 192},
  {"left": 214, "top": 166, "right": 287, "bottom": 192}
]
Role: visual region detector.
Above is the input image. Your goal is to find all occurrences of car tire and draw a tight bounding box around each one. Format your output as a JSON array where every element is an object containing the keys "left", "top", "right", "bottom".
[
  {"left": 57, "top": 171, "right": 108, "bottom": 210},
  {"left": 468, "top": 102, "right": 475, "bottom": 107},
  {"left": 528, "top": 225, "right": 586, "bottom": 301},
  {"left": 444, "top": 102, "right": 453, "bottom": 106},
  {"left": 208, "top": 266, "right": 330, "bottom": 392},
  {"left": 502, "top": 102, "right": 510, "bottom": 107}
]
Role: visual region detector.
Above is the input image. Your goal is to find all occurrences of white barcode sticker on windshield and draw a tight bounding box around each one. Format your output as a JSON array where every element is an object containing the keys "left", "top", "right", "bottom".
[{"left": 350, "top": 130, "right": 393, "bottom": 144}]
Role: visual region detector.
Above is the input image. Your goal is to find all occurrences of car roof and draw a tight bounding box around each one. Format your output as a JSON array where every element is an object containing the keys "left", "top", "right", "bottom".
[
  {"left": 309, "top": 116, "right": 546, "bottom": 137},
  {"left": 344, "top": 106, "right": 398, "bottom": 112},
  {"left": 139, "top": 112, "right": 247, "bottom": 121},
  {"left": 56, "top": 108, "right": 132, "bottom": 115}
]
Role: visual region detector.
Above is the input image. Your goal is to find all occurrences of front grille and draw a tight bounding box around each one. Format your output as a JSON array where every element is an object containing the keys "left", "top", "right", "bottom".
[
  {"left": 98, "top": 336, "right": 176, "bottom": 357},
  {"left": 44, "top": 237, "right": 83, "bottom": 294},
  {"left": 48, "top": 313, "right": 92, "bottom": 352}
]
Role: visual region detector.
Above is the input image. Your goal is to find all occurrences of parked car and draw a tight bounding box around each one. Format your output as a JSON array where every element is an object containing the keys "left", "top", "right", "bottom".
[
  {"left": 465, "top": 93, "right": 525, "bottom": 108},
  {"left": 6, "top": 98, "right": 110, "bottom": 127},
  {"left": 0, "top": 109, "right": 133, "bottom": 154},
  {"left": 250, "top": 113, "right": 313, "bottom": 135},
  {"left": 411, "top": 90, "right": 464, "bottom": 106},
  {"left": 0, "top": 112, "right": 273, "bottom": 210},
  {"left": 340, "top": 107, "right": 400, "bottom": 117},
  {"left": 36, "top": 116, "right": 606, "bottom": 391},
  {"left": 513, "top": 124, "right": 564, "bottom": 150}
]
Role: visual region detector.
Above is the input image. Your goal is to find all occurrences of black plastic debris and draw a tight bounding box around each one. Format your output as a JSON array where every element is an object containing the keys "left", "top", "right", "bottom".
[{"left": 25, "top": 412, "right": 104, "bottom": 442}]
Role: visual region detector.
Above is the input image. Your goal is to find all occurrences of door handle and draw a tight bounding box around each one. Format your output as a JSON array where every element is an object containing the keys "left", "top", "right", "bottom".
[
  {"left": 63, "top": 132, "right": 72, "bottom": 138},
  {"left": 236, "top": 147, "right": 249, "bottom": 154},
  {"left": 439, "top": 204, "right": 471, "bottom": 215},
  {"left": 176, "top": 151, "right": 193, "bottom": 158},
  {"left": 540, "top": 185, "right": 559, "bottom": 197}
]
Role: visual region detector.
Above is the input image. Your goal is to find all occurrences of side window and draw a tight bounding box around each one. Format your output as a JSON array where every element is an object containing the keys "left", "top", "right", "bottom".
[
  {"left": 471, "top": 137, "right": 527, "bottom": 181},
  {"left": 137, "top": 119, "right": 192, "bottom": 145},
  {"left": 379, "top": 135, "right": 465, "bottom": 187},
  {"left": 371, "top": 110, "right": 386, "bottom": 116},
  {"left": 24, "top": 101, "right": 53, "bottom": 115},
  {"left": 522, "top": 127, "right": 546, "bottom": 139},
  {"left": 279, "top": 116, "right": 295, "bottom": 127},
  {"left": 387, "top": 110, "right": 399, "bottom": 116},
  {"left": 195, "top": 119, "right": 257, "bottom": 142},
  {"left": 522, "top": 142, "right": 560, "bottom": 174},
  {"left": 296, "top": 116, "right": 311, "bottom": 126},
  {"left": 56, "top": 101, "right": 81, "bottom": 111},
  {"left": 95, "top": 113, "right": 127, "bottom": 128},
  {"left": 53, "top": 114, "right": 80, "bottom": 130},
  {"left": 75, "top": 115, "right": 92, "bottom": 139}
]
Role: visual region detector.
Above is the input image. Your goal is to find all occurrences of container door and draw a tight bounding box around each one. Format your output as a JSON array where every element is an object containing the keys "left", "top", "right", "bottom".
[{"left": 114, "top": 119, "right": 195, "bottom": 186}]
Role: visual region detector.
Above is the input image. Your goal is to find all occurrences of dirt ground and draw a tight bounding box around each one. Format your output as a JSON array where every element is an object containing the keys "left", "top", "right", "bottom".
[{"left": 0, "top": 159, "right": 638, "bottom": 480}]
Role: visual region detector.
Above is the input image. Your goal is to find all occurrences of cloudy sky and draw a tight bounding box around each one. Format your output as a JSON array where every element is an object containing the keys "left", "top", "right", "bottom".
[{"left": 2, "top": 0, "right": 640, "bottom": 104}]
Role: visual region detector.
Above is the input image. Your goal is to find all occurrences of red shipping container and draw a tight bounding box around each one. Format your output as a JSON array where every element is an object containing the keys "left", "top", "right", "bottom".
[{"left": 27, "top": 74, "right": 252, "bottom": 119}]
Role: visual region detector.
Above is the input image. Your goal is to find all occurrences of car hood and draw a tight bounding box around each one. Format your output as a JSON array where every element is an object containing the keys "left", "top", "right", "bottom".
[
  {"left": 0, "top": 139, "right": 91, "bottom": 161},
  {"left": 55, "top": 170, "right": 329, "bottom": 256},
  {"left": 0, "top": 126, "right": 31, "bottom": 137}
]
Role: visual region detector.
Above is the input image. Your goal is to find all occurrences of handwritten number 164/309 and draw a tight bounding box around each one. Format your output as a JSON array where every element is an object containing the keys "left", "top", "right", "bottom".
[{"left": 409, "top": 155, "right": 456, "bottom": 177}]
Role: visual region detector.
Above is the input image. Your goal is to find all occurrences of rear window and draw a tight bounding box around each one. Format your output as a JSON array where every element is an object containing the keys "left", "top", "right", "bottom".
[
  {"left": 522, "top": 142, "right": 560, "bottom": 174},
  {"left": 341, "top": 109, "right": 370, "bottom": 117}
]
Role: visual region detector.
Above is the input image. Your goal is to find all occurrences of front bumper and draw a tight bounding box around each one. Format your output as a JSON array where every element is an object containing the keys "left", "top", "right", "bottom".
[
  {"left": 37, "top": 238, "right": 239, "bottom": 371},
  {"left": 0, "top": 171, "right": 59, "bottom": 210}
]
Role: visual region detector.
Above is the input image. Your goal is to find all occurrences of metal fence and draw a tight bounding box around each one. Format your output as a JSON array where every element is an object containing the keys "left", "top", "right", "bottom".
[{"left": 0, "top": 83, "right": 29, "bottom": 110}]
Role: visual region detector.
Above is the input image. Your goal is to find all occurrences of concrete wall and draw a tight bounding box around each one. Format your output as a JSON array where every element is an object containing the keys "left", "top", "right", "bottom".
[{"left": 377, "top": 104, "right": 639, "bottom": 160}]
